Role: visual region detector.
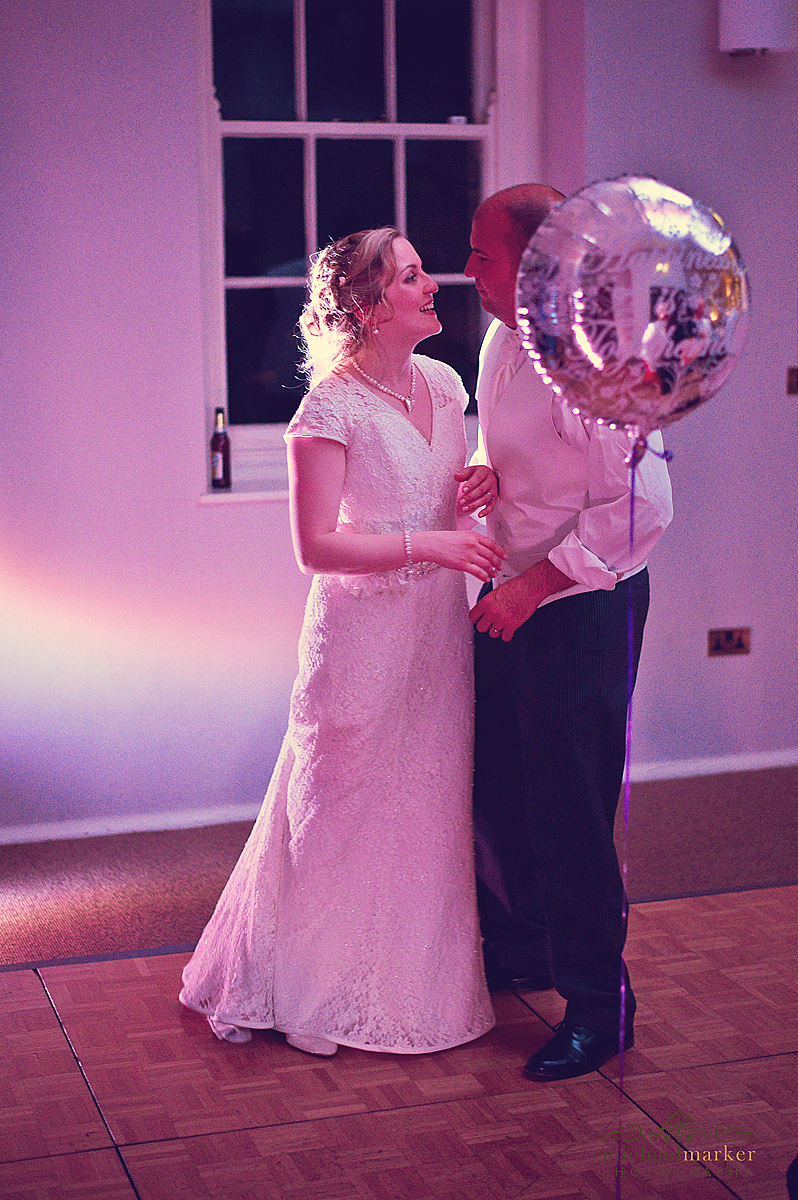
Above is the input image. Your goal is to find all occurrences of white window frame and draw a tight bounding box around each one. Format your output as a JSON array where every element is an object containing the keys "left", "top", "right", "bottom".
[{"left": 196, "top": 0, "right": 542, "bottom": 501}]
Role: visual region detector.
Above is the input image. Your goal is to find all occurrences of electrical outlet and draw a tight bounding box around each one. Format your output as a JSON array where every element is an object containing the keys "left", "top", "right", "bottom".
[
  {"left": 707, "top": 627, "right": 750, "bottom": 656},
  {"left": 787, "top": 367, "right": 798, "bottom": 395}
]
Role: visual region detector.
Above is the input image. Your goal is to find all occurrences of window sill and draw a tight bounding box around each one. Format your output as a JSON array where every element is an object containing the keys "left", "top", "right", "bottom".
[
  {"left": 199, "top": 423, "right": 290, "bottom": 502},
  {"left": 198, "top": 486, "right": 288, "bottom": 505},
  {"left": 199, "top": 414, "right": 481, "bottom": 504}
]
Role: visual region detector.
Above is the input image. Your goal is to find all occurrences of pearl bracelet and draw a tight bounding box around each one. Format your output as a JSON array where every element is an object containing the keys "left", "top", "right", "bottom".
[{"left": 403, "top": 530, "right": 413, "bottom": 566}]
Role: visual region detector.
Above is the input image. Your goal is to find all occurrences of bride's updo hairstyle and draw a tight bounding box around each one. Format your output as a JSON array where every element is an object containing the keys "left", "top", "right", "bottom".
[{"left": 300, "top": 227, "right": 401, "bottom": 385}]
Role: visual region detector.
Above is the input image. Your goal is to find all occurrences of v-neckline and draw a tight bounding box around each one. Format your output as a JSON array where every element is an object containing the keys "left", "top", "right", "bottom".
[
  {"left": 405, "top": 364, "right": 433, "bottom": 448},
  {"left": 357, "top": 363, "right": 434, "bottom": 449}
]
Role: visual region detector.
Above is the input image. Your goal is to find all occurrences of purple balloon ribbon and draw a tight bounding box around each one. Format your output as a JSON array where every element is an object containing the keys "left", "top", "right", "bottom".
[{"left": 616, "top": 436, "right": 671, "bottom": 1200}]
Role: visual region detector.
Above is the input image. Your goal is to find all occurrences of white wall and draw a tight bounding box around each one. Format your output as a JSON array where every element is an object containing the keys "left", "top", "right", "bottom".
[
  {"left": 570, "top": 0, "right": 798, "bottom": 768},
  {"left": 1, "top": 0, "right": 796, "bottom": 841},
  {"left": 0, "top": 0, "right": 310, "bottom": 839}
]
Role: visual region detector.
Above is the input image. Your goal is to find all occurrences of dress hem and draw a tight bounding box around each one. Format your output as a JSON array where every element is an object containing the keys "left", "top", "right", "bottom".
[
  {"left": 275, "top": 1018, "right": 497, "bottom": 1055},
  {"left": 180, "top": 994, "right": 495, "bottom": 1054}
]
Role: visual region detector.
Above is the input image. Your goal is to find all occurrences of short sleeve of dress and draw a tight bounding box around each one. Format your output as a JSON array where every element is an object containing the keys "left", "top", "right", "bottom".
[
  {"left": 415, "top": 354, "right": 470, "bottom": 413},
  {"left": 284, "top": 379, "right": 351, "bottom": 446}
]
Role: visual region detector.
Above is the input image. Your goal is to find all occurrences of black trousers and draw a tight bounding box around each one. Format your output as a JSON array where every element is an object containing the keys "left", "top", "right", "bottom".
[{"left": 473, "top": 570, "right": 649, "bottom": 1035}]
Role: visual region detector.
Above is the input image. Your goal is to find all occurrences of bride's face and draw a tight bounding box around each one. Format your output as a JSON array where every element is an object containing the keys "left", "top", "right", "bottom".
[{"left": 374, "top": 238, "right": 441, "bottom": 345}]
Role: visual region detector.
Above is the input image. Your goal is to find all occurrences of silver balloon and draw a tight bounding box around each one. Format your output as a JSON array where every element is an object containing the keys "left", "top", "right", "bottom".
[{"left": 516, "top": 176, "right": 751, "bottom": 441}]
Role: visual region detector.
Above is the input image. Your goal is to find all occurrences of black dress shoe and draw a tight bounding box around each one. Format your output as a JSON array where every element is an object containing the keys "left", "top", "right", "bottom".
[
  {"left": 523, "top": 1020, "right": 633, "bottom": 1081},
  {"left": 483, "top": 946, "right": 553, "bottom": 993},
  {"left": 508, "top": 970, "right": 554, "bottom": 992},
  {"left": 485, "top": 962, "right": 554, "bottom": 993}
]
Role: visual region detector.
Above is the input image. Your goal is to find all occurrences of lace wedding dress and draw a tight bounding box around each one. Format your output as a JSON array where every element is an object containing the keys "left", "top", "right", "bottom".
[{"left": 179, "top": 355, "right": 495, "bottom": 1052}]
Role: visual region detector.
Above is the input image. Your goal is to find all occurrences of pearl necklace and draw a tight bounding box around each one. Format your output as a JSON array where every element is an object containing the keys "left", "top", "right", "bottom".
[{"left": 352, "top": 361, "right": 416, "bottom": 413}]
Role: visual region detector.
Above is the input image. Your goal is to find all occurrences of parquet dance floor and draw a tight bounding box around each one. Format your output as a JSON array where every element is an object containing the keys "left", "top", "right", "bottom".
[{"left": 1, "top": 886, "right": 796, "bottom": 1198}]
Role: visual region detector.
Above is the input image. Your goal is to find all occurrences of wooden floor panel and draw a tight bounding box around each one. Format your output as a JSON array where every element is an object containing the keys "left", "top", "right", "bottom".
[
  {"left": 620, "top": 1053, "right": 798, "bottom": 1200},
  {"left": 121, "top": 1087, "right": 737, "bottom": 1200},
  {"left": 3, "top": 886, "right": 792, "bottom": 1199},
  {"left": 0, "top": 1149, "right": 134, "bottom": 1199},
  {"left": 0, "top": 969, "right": 112, "bottom": 1165},
  {"left": 40, "top": 955, "right": 553, "bottom": 1144},
  {"left": 522, "top": 887, "right": 798, "bottom": 1076}
]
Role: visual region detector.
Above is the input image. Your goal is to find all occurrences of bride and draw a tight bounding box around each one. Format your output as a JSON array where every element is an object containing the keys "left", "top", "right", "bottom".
[{"left": 179, "top": 227, "right": 504, "bottom": 1056}]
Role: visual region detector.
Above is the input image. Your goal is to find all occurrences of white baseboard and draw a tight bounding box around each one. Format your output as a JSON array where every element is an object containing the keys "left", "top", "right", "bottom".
[
  {"left": 629, "top": 747, "right": 798, "bottom": 782},
  {"left": 3, "top": 748, "right": 798, "bottom": 844},
  {"left": 0, "top": 804, "right": 262, "bottom": 846}
]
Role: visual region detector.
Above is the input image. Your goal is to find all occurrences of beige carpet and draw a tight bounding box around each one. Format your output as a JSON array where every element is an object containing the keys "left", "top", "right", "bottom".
[
  {"left": 1, "top": 765, "right": 796, "bottom": 967},
  {"left": 0, "top": 822, "right": 253, "bottom": 967},
  {"left": 617, "top": 764, "right": 798, "bottom": 901}
]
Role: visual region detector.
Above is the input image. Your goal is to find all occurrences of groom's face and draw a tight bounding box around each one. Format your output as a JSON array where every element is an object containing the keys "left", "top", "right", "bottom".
[{"left": 464, "top": 208, "right": 521, "bottom": 329}]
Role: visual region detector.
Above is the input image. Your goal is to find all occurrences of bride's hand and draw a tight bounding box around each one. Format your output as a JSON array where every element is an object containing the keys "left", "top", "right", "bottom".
[
  {"left": 413, "top": 530, "right": 506, "bottom": 583},
  {"left": 455, "top": 465, "right": 499, "bottom": 518}
]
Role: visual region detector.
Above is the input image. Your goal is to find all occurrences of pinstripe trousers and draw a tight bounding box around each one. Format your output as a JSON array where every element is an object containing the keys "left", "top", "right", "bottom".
[{"left": 473, "top": 569, "right": 650, "bottom": 1035}]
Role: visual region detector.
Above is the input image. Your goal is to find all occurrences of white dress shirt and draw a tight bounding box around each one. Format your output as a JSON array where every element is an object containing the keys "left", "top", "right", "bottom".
[{"left": 474, "top": 319, "right": 673, "bottom": 606}]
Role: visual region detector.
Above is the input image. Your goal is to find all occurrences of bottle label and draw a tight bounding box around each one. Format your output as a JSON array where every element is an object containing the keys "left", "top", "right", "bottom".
[{"left": 211, "top": 452, "right": 224, "bottom": 481}]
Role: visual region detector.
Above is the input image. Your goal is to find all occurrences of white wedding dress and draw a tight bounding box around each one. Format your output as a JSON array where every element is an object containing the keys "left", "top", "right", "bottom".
[{"left": 179, "top": 355, "right": 494, "bottom": 1053}]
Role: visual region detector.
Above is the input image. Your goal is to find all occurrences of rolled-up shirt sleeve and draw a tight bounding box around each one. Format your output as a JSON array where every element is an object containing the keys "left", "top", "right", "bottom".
[{"left": 547, "top": 421, "right": 674, "bottom": 590}]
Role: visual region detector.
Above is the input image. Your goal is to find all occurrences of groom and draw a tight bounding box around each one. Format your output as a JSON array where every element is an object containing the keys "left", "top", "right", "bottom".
[{"left": 465, "top": 184, "right": 673, "bottom": 1081}]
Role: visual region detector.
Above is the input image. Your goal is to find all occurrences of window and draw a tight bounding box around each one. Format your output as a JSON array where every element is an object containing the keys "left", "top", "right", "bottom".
[{"left": 198, "top": 0, "right": 539, "bottom": 493}]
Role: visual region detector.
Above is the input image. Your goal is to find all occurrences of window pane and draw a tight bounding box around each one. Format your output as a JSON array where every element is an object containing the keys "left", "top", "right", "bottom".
[
  {"left": 226, "top": 288, "right": 306, "bottom": 424},
  {"left": 396, "top": 0, "right": 472, "bottom": 123},
  {"left": 316, "top": 140, "right": 395, "bottom": 246},
  {"left": 306, "top": 0, "right": 384, "bottom": 121},
  {"left": 224, "top": 139, "right": 305, "bottom": 277},
  {"left": 212, "top": 0, "right": 294, "bottom": 121},
  {"left": 423, "top": 285, "right": 481, "bottom": 407},
  {"left": 406, "top": 140, "right": 480, "bottom": 274}
]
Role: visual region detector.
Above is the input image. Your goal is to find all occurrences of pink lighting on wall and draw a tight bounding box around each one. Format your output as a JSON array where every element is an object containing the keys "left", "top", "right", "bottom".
[{"left": 0, "top": 548, "right": 303, "bottom": 840}]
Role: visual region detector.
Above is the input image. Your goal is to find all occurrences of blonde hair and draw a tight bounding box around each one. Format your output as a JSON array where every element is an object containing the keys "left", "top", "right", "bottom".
[{"left": 299, "top": 227, "right": 402, "bottom": 385}]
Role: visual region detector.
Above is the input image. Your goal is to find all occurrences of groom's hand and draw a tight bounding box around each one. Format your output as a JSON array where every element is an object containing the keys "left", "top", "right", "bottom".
[{"left": 469, "top": 560, "right": 574, "bottom": 641}]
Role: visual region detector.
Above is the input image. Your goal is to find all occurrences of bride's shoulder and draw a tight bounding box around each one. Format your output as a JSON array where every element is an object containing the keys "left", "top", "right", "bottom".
[
  {"left": 285, "top": 371, "right": 365, "bottom": 443},
  {"left": 414, "top": 354, "right": 469, "bottom": 411}
]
